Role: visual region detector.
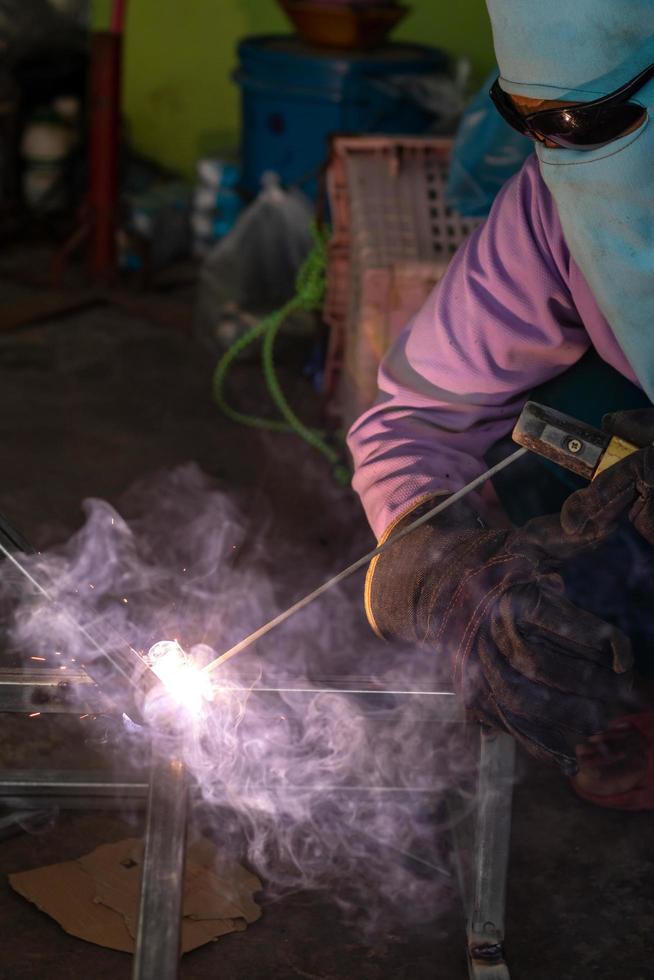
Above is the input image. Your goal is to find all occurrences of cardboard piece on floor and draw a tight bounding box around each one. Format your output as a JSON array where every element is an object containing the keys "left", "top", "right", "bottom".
[
  {"left": 9, "top": 836, "right": 261, "bottom": 954},
  {"left": 9, "top": 859, "right": 135, "bottom": 952},
  {"left": 182, "top": 837, "right": 262, "bottom": 924}
]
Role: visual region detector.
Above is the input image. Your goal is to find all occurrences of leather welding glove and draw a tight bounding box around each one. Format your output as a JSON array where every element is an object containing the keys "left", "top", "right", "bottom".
[
  {"left": 561, "top": 408, "right": 654, "bottom": 545},
  {"left": 366, "top": 497, "right": 634, "bottom": 768}
]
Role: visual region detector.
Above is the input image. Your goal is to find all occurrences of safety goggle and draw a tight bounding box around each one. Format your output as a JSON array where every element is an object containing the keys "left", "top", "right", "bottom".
[{"left": 490, "top": 62, "right": 654, "bottom": 149}]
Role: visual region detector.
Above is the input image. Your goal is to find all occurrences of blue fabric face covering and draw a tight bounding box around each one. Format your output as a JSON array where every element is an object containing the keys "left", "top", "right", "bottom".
[{"left": 486, "top": 1, "right": 654, "bottom": 400}]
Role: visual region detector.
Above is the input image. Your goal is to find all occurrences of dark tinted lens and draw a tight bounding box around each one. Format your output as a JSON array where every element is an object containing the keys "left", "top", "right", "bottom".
[
  {"left": 537, "top": 102, "right": 646, "bottom": 149},
  {"left": 489, "top": 81, "right": 530, "bottom": 135}
]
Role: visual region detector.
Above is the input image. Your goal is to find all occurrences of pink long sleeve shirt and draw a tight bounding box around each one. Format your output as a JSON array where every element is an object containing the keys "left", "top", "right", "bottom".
[{"left": 347, "top": 154, "right": 641, "bottom": 539}]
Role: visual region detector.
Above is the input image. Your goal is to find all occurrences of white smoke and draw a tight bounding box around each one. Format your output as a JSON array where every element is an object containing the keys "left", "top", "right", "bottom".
[{"left": 3, "top": 463, "right": 477, "bottom": 931}]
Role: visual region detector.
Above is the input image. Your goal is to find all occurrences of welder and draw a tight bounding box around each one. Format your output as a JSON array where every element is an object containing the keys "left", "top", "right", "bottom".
[{"left": 348, "top": 1, "right": 654, "bottom": 809}]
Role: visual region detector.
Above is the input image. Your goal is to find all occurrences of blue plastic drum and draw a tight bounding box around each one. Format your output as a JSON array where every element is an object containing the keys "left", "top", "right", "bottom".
[{"left": 235, "top": 35, "right": 451, "bottom": 198}]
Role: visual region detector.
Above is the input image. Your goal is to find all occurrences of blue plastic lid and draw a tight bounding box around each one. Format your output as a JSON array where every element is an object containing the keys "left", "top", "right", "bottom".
[{"left": 237, "top": 34, "right": 450, "bottom": 94}]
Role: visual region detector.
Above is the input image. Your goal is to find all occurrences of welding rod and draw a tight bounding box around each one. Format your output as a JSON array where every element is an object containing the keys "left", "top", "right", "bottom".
[{"left": 202, "top": 448, "right": 528, "bottom": 675}]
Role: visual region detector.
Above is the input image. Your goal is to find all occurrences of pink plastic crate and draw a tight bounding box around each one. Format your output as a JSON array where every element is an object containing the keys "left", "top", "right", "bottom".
[{"left": 324, "top": 136, "right": 483, "bottom": 427}]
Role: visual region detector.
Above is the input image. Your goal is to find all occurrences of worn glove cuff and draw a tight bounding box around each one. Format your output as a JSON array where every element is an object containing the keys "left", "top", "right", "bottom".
[
  {"left": 364, "top": 494, "right": 448, "bottom": 639},
  {"left": 365, "top": 494, "right": 497, "bottom": 644}
]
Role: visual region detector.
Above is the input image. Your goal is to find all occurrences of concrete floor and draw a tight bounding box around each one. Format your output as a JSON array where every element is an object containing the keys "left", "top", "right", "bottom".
[{"left": 0, "top": 261, "right": 652, "bottom": 979}]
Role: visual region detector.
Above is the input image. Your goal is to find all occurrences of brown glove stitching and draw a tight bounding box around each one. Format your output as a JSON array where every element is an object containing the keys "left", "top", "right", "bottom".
[
  {"left": 433, "top": 551, "right": 524, "bottom": 648},
  {"left": 564, "top": 467, "right": 640, "bottom": 533},
  {"left": 488, "top": 699, "right": 577, "bottom": 765},
  {"left": 452, "top": 577, "right": 512, "bottom": 686},
  {"left": 524, "top": 620, "right": 619, "bottom": 659},
  {"left": 425, "top": 530, "right": 498, "bottom": 618}
]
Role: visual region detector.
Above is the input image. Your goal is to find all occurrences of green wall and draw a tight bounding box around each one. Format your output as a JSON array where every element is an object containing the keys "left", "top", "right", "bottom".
[{"left": 121, "top": 1, "right": 494, "bottom": 179}]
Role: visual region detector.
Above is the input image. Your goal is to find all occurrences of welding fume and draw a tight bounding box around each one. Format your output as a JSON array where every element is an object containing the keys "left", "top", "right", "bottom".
[
  {"left": 3, "top": 463, "right": 474, "bottom": 933},
  {"left": 3, "top": 0, "right": 654, "bottom": 971},
  {"left": 5, "top": 0, "right": 654, "bottom": 850}
]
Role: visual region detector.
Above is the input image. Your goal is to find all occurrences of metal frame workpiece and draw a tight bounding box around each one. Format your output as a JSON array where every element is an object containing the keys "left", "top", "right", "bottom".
[
  {"left": 0, "top": 666, "right": 516, "bottom": 980},
  {"left": 0, "top": 667, "right": 108, "bottom": 714},
  {"left": 466, "top": 730, "right": 515, "bottom": 980},
  {"left": 0, "top": 665, "right": 187, "bottom": 980}
]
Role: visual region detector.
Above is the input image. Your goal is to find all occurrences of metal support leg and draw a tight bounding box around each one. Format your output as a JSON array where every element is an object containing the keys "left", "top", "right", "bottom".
[
  {"left": 133, "top": 755, "right": 188, "bottom": 980},
  {"left": 467, "top": 728, "right": 515, "bottom": 980}
]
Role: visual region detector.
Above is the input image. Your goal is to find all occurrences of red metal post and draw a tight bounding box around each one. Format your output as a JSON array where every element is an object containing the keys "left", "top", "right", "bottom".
[{"left": 87, "top": 30, "right": 122, "bottom": 280}]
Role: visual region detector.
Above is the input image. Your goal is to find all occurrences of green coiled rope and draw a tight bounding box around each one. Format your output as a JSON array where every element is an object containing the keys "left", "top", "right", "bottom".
[{"left": 212, "top": 224, "right": 350, "bottom": 485}]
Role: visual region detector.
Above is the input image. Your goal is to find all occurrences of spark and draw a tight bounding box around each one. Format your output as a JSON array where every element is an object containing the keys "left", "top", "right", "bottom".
[
  {"left": 80, "top": 714, "right": 89, "bottom": 720},
  {"left": 29, "top": 712, "right": 41, "bottom": 718},
  {"left": 30, "top": 656, "right": 46, "bottom": 662},
  {"left": 0, "top": 545, "right": 143, "bottom": 701}
]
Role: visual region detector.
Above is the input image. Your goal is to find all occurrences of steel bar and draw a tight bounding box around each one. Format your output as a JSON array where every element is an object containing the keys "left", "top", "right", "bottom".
[
  {"left": 0, "top": 668, "right": 106, "bottom": 714},
  {"left": 0, "top": 510, "right": 32, "bottom": 554},
  {"left": 468, "top": 953, "right": 512, "bottom": 980},
  {"left": 467, "top": 729, "right": 515, "bottom": 980},
  {"left": 133, "top": 755, "right": 188, "bottom": 980},
  {"left": 0, "top": 769, "right": 148, "bottom": 797},
  {"left": 0, "top": 795, "right": 145, "bottom": 812},
  {"left": 445, "top": 790, "right": 475, "bottom": 919},
  {"left": 0, "top": 769, "right": 451, "bottom": 799},
  {"left": 223, "top": 686, "right": 466, "bottom": 723},
  {"left": 0, "top": 667, "right": 466, "bottom": 721},
  {"left": 0, "top": 769, "right": 148, "bottom": 810},
  {"left": 222, "top": 684, "right": 459, "bottom": 697}
]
